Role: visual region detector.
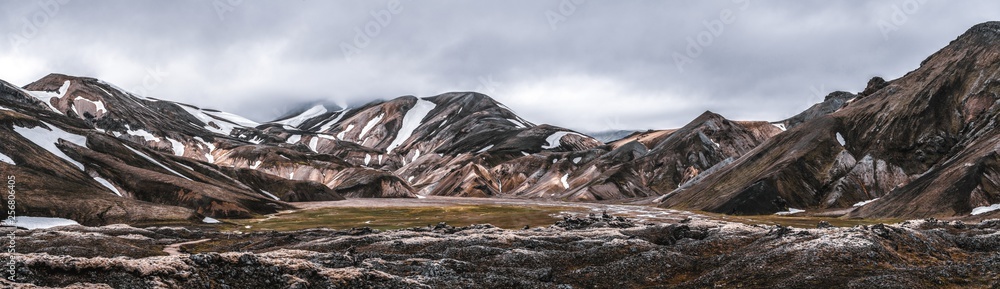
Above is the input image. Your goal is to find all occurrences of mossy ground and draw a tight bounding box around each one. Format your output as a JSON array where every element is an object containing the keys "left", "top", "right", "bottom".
[{"left": 222, "top": 205, "right": 590, "bottom": 231}]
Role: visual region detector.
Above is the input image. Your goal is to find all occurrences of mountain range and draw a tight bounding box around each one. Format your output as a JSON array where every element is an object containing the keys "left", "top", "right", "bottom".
[{"left": 1, "top": 22, "right": 999, "bottom": 226}]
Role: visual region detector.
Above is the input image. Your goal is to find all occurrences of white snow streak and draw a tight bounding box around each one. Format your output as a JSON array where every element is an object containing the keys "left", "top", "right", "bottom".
[
  {"left": 560, "top": 174, "right": 570, "bottom": 189},
  {"left": 775, "top": 208, "right": 805, "bottom": 215},
  {"left": 14, "top": 122, "right": 87, "bottom": 170},
  {"left": 359, "top": 113, "right": 384, "bottom": 139},
  {"left": 123, "top": 145, "right": 192, "bottom": 181},
  {"left": 0, "top": 152, "right": 14, "bottom": 165},
  {"left": 387, "top": 100, "right": 436, "bottom": 153},
  {"left": 27, "top": 80, "right": 70, "bottom": 114},
  {"left": 94, "top": 177, "right": 122, "bottom": 197},
  {"left": 852, "top": 198, "right": 880, "bottom": 207},
  {"left": 542, "top": 131, "right": 580, "bottom": 149},
  {"left": 273, "top": 104, "right": 326, "bottom": 127},
  {"left": 259, "top": 190, "right": 280, "bottom": 201},
  {"left": 166, "top": 138, "right": 185, "bottom": 156},
  {"left": 476, "top": 145, "right": 494, "bottom": 153},
  {"left": 2, "top": 216, "right": 80, "bottom": 229},
  {"left": 337, "top": 124, "right": 355, "bottom": 139},
  {"left": 971, "top": 204, "right": 1000, "bottom": 215}
]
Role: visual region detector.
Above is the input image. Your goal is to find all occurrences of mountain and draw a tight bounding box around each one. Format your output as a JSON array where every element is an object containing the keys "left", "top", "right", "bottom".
[
  {"left": 659, "top": 22, "right": 1000, "bottom": 219},
  {"left": 3, "top": 22, "right": 998, "bottom": 226}
]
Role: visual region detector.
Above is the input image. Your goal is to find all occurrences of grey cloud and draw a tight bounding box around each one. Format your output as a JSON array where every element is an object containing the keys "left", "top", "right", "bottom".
[{"left": 0, "top": 0, "right": 997, "bottom": 131}]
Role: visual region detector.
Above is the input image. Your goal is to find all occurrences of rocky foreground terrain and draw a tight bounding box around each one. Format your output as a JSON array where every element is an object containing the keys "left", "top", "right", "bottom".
[{"left": 1, "top": 215, "right": 998, "bottom": 288}]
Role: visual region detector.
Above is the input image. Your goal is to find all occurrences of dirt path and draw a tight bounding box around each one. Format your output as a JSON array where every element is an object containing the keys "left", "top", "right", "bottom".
[{"left": 163, "top": 238, "right": 212, "bottom": 256}]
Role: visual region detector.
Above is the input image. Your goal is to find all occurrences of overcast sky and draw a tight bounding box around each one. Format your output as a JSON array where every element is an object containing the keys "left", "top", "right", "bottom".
[{"left": 1, "top": 1, "right": 998, "bottom": 132}]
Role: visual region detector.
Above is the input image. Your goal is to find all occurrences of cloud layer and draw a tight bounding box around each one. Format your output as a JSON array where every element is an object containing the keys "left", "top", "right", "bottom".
[{"left": 2, "top": 0, "right": 997, "bottom": 131}]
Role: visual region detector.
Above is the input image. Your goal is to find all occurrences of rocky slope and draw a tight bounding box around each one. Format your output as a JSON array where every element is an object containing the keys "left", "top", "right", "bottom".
[
  {"left": 1, "top": 217, "right": 997, "bottom": 288},
  {"left": 660, "top": 22, "right": 1000, "bottom": 219}
]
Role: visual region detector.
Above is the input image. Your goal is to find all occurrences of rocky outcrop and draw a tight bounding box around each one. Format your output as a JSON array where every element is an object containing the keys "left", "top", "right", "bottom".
[
  {"left": 2, "top": 218, "right": 998, "bottom": 288},
  {"left": 661, "top": 21, "right": 1000, "bottom": 218}
]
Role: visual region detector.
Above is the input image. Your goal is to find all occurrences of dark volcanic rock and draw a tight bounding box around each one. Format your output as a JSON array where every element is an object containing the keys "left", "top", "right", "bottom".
[{"left": 2, "top": 218, "right": 998, "bottom": 288}]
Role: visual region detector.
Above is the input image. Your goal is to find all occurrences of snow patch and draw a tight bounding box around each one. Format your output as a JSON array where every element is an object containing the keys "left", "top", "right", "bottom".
[
  {"left": 126, "top": 127, "right": 162, "bottom": 143},
  {"left": 3, "top": 216, "right": 79, "bottom": 230},
  {"left": 318, "top": 108, "right": 350, "bottom": 132},
  {"left": 194, "top": 137, "right": 215, "bottom": 162},
  {"left": 775, "top": 208, "right": 805, "bottom": 215},
  {"left": 359, "top": 113, "right": 384, "bottom": 138},
  {"left": 572, "top": 157, "right": 582, "bottom": 164},
  {"left": 507, "top": 118, "right": 527, "bottom": 128},
  {"left": 178, "top": 105, "right": 257, "bottom": 135},
  {"left": 560, "top": 174, "right": 570, "bottom": 189},
  {"left": 202, "top": 217, "right": 221, "bottom": 224},
  {"left": 273, "top": 104, "right": 326, "bottom": 127},
  {"left": 476, "top": 145, "right": 494, "bottom": 153},
  {"left": 14, "top": 122, "right": 87, "bottom": 170},
  {"left": 836, "top": 132, "right": 846, "bottom": 146},
  {"left": 308, "top": 137, "right": 320, "bottom": 152},
  {"left": 971, "top": 204, "right": 1000, "bottom": 215},
  {"left": 542, "top": 131, "right": 580, "bottom": 149},
  {"left": 285, "top": 134, "right": 302, "bottom": 144},
  {"left": 166, "top": 138, "right": 185, "bottom": 156},
  {"left": 337, "top": 124, "right": 355, "bottom": 139},
  {"left": 412, "top": 149, "right": 421, "bottom": 162},
  {"left": 364, "top": 154, "right": 372, "bottom": 165},
  {"left": 203, "top": 110, "right": 259, "bottom": 127},
  {"left": 772, "top": 123, "right": 787, "bottom": 131},
  {"left": 387, "top": 100, "right": 436, "bottom": 153},
  {"left": 259, "top": 190, "right": 280, "bottom": 201},
  {"left": 123, "top": 145, "right": 192, "bottom": 181},
  {"left": 93, "top": 177, "right": 122, "bottom": 197},
  {"left": 416, "top": 194, "right": 427, "bottom": 199},
  {"left": 27, "top": 80, "right": 70, "bottom": 114},
  {"left": 0, "top": 152, "right": 14, "bottom": 165},
  {"left": 852, "top": 198, "right": 880, "bottom": 207}
]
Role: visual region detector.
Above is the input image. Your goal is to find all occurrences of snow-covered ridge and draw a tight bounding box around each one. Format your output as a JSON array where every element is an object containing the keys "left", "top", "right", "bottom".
[{"left": 386, "top": 99, "right": 436, "bottom": 153}]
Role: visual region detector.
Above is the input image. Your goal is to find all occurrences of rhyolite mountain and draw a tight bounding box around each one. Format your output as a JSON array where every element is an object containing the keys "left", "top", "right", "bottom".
[
  {"left": 660, "top": 21, "right": 1000, "bottom": 219},
  {"left": 2, "top": 22, "right": 999, "bottom": 226}
]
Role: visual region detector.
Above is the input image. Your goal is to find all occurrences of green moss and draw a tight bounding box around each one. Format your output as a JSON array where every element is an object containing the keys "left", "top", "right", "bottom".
[{"left": 223, "top": 205, "right": 589, "bottom": 231}]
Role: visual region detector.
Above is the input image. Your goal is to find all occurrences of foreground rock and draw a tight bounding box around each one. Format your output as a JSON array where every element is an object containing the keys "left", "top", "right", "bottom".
[{"left": 2, "top": 217, "right": 998, "bottom": 288}]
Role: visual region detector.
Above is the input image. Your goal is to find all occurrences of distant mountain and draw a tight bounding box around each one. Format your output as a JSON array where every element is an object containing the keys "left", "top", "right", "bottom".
[{"left": 587, "top": 130, "right": 640, "bottom": 143}]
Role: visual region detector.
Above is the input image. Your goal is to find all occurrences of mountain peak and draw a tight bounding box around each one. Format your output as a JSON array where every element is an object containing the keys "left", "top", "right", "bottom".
[{"left": 961, "top": 21, "right": 1000, "bottom": 42}]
